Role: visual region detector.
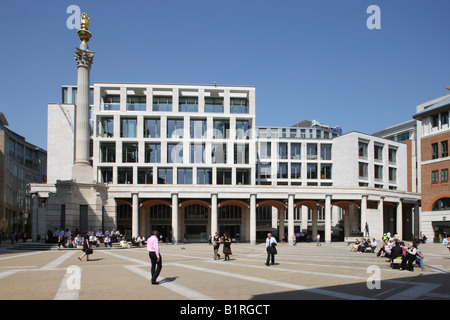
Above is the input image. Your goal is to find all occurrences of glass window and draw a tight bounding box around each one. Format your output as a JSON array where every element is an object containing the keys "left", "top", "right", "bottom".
[
  {"left": 153, "top": 96, "right": 172, "bottom": 112},
  {"left": 291, "top": 163, "right": 301, "bottom": 179},
  {"left": 431, "top": 170, "right": 439, "bottom": 183},
  {"left": 213, "top": 120, "right": 230, "bottom": 139},
  {"left": 217, "top": 169, "right": 232, "bottom": 185},
  {"left": 277, "top": 163, "right": 288, "bottom": 179},
  {"left": 197, "top": 168, "right": 212, "bottom": 185},
  {"left": 389, "top": 167, "right": 397, "bottom": 182},
  {"left": 120, "top": 118, "right": 137, "bottom": 138},
  {"left": 441, "top": 112, "right": 449, "bottom": 126},
  {"left": 158, "top": 168, "right": 173, "bottom": 184},
  {"left": 307, "top": 164, "right": 317, "bottom": 179},
  {"left": 167, "top": 119, "right": 184, "bottom": 138},
  {"left": 100, "top": 142, "right": 116, "bottom": 162},
  {"left": 291, "top": 143, "right": 301, "bottom": 160},
  {"left": 168, "top": 143, "right": 183, "bottom": 163},
  {"left": 321, "top": 164, "right": 332, "bottom": 179},
  {"left": 234, "top": 144, "right": 249, "bottom": 164},
  {"left": 99, "top": 117, "right": 114, "bottom": 137},
  {"left": 432, "top": 143, "right": 438, "bottom": 159},
  {"left": 145, "top": 143, "right": 161, "bottom": 163},
  {"left": 211, "top": 143, "right": 226, "bottom": 164},
  {"left": 138, "top": 168, "right": 153, "bottom": 184},
  {"left": 432, "top": 114, "right": 439, "bottom": 128},
  {"left": 236, "top": 120, "right": 249, "bottom": 139},
  {"left": 103, "top": 95, "right": 120, "bottom": 111},
  {"left": 230, "top": 98, "right": 249, "bottom": 114},
  {"left": 205, "top": 98, "right": 224, "bottom": 113},
  {"left": 388, "top": 148, "right": 397, "bottom": 163},
  {"left": 177, "top": 168, "right": 193, "bottom": 184},
  {"left": 122, "top": 143, "right": 138, "bottom": 163},
  {"left": 144, "top": 118, "right": 160, "bottom": 138},
  {"left": 236, "top": 169, "right": 251, "bottom": 185},
  {"left": 278, "top": 143, "right": 288, "bottom": 159},
  {"left": 442, "top": 168, "right": 449, "bottom": 182},
  {"left": 259, "top": 163, "right": 271, "bottom": 179},
  {"left": 307, "top": 144, "right": 317, "bottom": 160},
  {"left": 374, "top": 165, "right": 383, "bottom": 180},
  {"left": 259, "top": 142, "right": 271, "bottom": 159},
  {"left": 99, "top": 167, "right": 113, "bottom": 184},
  {"left": 118, "top": 167, "right": 133, "bottom": 184},
  {"left": 432, "top": 197, "right": 450, "bottom": 211},
  {"left": 190, "top": 119, "right": 207, "bottom": 139},
  {"left": 179, "top": 97, "right": 198, "bottom": 112},
  {"left": 359, "top": 162, "right": 368, "bottom": 178},
  {"left": 127, "top": 95, "right": 146, "bottom": 111},
  {"left": 442, "top": 141, "right": 448, "bottom": 158},
  {"left": 359, "top": 141, "right": 368, "bottom": 158},
  {"left": 374, "top": 144, "right": 383, "bottom": 160},
  {"left": 190, "top": 143, "right": 205, "bottom": 163},
  {"left": 320, "top": 144, "right": 331, "bottom": 160}
]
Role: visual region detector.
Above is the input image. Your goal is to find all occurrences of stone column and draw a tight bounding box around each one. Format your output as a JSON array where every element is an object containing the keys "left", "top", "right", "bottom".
[
  {"left": 378, "top": 196, "right": 385, "bottom": 239},
  {"left": 288, "top": 194, "right": 294, "bottom": 245},
  {"left": 31, "top": 194, "right": 39, "bottom": 242},
  {"left": 172, "top": 193, "right": 179, "bottom": 244},
  {"left": 361, "top": 195, "right": 368, "bottom": 237},
  {"left": 132, "top": 193, "right": 139, "bottom": 238},
  {"left": 72, "top": 47, "right": 95, "bottom": 183},
  {"left": 211, "top": 193, "right": 218, "bottom": 235},
  {"left": 397, "top": 200, "right": 403, "bottom": 240},
  {"left": 250, "top": 193, "right": 256, "bottom": 245},
  {"left": 312, "top": 206, "right": 318, "bottom": 238},
  {"left": 301, "top": 205, "right": 308, "bottom": 233},
  {"left": 278, "top": 207, "right": 284, "bottom": 241},
  {"left": 325, "top": 195, "right": 332, "bottom": 244}
]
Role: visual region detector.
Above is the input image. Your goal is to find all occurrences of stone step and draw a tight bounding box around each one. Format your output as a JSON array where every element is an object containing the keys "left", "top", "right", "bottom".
[{"left": 6, "top": 242, "right": 125, "bottom": 251}]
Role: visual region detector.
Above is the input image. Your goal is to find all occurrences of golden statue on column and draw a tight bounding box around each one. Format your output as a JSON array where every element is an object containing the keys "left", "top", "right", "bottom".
[{"left": 77, "top": 13, "right": 92, "bottom": 45}]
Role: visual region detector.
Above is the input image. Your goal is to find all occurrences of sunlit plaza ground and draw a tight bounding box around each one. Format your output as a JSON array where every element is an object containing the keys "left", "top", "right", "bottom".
[{"left": 0, "top": 241, "right": 448, "bottom": 302}]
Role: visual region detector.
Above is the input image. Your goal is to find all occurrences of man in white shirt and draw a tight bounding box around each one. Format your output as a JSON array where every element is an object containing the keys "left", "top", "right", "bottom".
[{"left": 265, "top": 233, "right": 277, "bottom": 266}]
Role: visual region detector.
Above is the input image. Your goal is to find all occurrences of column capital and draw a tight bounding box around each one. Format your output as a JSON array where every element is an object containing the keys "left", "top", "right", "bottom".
[{"left": 74, "top": 47, "right": 95, "bottom": 69}]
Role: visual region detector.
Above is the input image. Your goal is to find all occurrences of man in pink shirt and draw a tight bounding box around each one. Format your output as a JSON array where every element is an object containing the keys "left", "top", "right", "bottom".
[{"left": 147, "top": 230, "right": 162, "bottom": 285}]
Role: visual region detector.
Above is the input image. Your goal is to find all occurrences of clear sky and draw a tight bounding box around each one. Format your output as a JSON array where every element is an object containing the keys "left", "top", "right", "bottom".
[{"left": 1, "top": 0, "right": 450, "bottom": 149}]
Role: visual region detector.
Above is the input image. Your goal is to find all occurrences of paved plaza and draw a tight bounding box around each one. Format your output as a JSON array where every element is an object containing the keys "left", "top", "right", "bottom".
[{"left": 0, "top": 241, "right": 448, "bottom": 303}]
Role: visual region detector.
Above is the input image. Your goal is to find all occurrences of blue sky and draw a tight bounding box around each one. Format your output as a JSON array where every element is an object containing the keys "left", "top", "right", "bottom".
[{"left": 1, "top": 0, "right": 450, "bottom": 149}]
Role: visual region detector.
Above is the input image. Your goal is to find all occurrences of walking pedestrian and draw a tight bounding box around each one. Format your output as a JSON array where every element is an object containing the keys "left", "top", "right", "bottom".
[
  {"left": 222, "top": 233, "right": 232, "bottom": 261},
  {"left": 212, "top": 231, "right": 221, "bottom": 260},
  {"left": 316, "top": 233, "right": 321, "bottom": 246},
  {"left": 147, "top": 231, "right": 162, "bottom": 284},
  {"left": 78, "top": 231, "right": 92, "bottom": 261},
  {"left": 265, "top": 233, "right": 277, "bottom": 266}
]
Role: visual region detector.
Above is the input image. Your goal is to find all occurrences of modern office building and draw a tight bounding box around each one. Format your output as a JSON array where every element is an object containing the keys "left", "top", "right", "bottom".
[
  {"left": 29, "top": 80, "right": 421, "bottom": 244},
  {"left": 412, "top": 91, "right": 450, "bottom": 242},
  {"left": 29, "top": 13, "right": 421, "bottom": 244},
  {"left": 0, "top": 112, "right": 47, "bottom": 237}
]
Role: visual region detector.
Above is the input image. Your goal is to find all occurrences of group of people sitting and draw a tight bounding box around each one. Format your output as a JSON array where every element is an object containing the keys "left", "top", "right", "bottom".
[
  {"left": 350, "top": 238, "right": 378, "bottom": 253},
  {"left": 351, "top": 232, "right": 425, "bottom": 272},
  {"left": 378, "top": 239, "right": 425, "bottom": 271}
]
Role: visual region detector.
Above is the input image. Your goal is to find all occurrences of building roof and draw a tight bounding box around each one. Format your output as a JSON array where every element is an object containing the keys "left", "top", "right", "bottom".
[
  {"left": 0, "top": 112, "right": 8, "bottom": 126},
  {"left": 413, "top": 94, "right": 450, "bottom": 119}
]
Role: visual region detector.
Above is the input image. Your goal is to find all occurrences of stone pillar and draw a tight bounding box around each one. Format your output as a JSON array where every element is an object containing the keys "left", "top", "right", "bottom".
[
  {"left": 31, "top": 194, "right": 39, "bottom": 242},
  {"left": 378, "top": 196, "right": 384, "bottom": 238},
  {"left": 361, "top": 195, "right": 368, "bottom": 237},
  {"left": 72, "top": 47, "right": 95, "bottom": 183},
  {"left": 132, "top": 193, "right": 139, "bottom": 238},
  {"left": 288, "top": 194, "right": 294, "bottom": 245},
  {"left": 250, "top": 193, "right": 256, "bottom": 245},
  {"left": 172, "top": 193, "right": 179, "bottom": 244},
  {"left": 301, "top": 205, "right": 308, "bottom": 233},
  {"left": 325, "top": 195, "right": 332, "bottom": 244},
  {"left": 397, "top": 200, "right": 403, "bottom": 240},
  {"left": 278, "top": 207, "right": 285, "bottom": 241},
  {"left": 211, "top": 193, "right": 218, "bottom": 235},
  {"left": 312, "top": 206, "right": 318, "bottom": 238}
]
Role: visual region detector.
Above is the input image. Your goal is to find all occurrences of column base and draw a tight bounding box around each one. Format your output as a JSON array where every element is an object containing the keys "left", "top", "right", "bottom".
[{"left": 72, "top": 163, "right": 93, "bottom": 184}]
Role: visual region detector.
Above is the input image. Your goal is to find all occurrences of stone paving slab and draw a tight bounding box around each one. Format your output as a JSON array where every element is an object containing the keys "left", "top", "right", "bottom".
[{"left": 0, "top": 242, "right": 448, "bottom": 308}]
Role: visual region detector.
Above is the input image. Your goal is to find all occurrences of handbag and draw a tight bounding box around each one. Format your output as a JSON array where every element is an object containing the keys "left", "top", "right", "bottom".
[{"left": 86, "top": 248, "right": 93, "bottom": 254}]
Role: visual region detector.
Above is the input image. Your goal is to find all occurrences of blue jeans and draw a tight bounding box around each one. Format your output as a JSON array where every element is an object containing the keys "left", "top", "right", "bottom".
[{"left": 415, "top": 254, "right": 424, "bottom": 268}]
